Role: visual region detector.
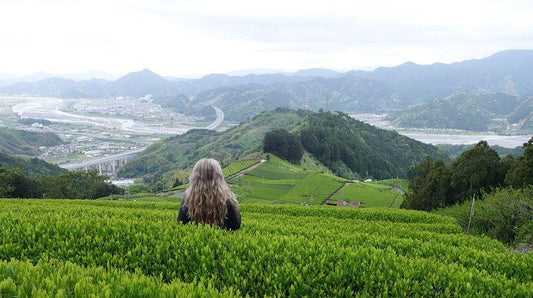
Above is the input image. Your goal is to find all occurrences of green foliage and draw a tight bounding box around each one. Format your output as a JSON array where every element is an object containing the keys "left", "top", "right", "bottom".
[
  {"left": 402, "top": 157, "right": 449, "bottom": 210},
  {"left": 0, "top": 165, "right": 41, "bottom": 198},
  {"left": 42, "top": 170, "right": 123, "bottom": 200},
  {"left": 435, "top": 188, "right": 533, "bottom": 245},
  {"left": 0, "top": 128, "right": 62, "bottom": 156},
  {"left": 506, "top": 136, "right": 533, "bottom": 187},
  {"left": 263, "top": 129, "right": 303, "bottom": 164},
  {"left": 0, "top": 200, "right": 532, "bottom": 296},
  {"left": 403, "top": 141, "right": 508, "bottom": 211},
  {"left": 300, "top": 111, "right": 444, "bottom": 179},
  {"left": 0, "top": 153, "right": 66, "bottom": 179},
  {"left": 330, "top": 182, "right": 404, "bottom": 208},
  {"left": 222, "top": 159, "right": 259, "bottom": 178},
  {"left": 448, "top": 141, "right": 506, "bottom": 205},
  {"left": 0, "top": 259, "right": 235, "bottom": 297},
  {"left": 127, "top": 184, "right": 152, "bottom": 194},
  {"left": 229, "top": 155, "right": 345, "bottom": 204},
  {"left": 437, "top": 143, "right": 524, "bottom": 159}
]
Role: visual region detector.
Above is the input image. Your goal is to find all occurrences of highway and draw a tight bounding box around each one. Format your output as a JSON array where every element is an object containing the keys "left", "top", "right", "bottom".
[{"left": 205, "top": 106, "right": 224, "bottom": 130}]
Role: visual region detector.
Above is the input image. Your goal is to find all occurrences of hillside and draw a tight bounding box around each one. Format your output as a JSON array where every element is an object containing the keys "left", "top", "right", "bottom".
[
  {"left": 0, "top": 153, "right": 66, "bottom": 178},
  {"left": 1, "top": 199, "right": 531, "bottom": 296},
  {"left": 118, "top": 108, "right": 311, "bottom": 183},
  {"left": 390, "top": 93, "right": 533, "bottom": 133},
  {"left": 225, "top": 155, "right": 404, "bottom": 207},
  {"left": 0, "top": 128, "right": 63, "bottom": 156},
  {"left": 118, "top": 108, "right": 443, "bottom": 184}
]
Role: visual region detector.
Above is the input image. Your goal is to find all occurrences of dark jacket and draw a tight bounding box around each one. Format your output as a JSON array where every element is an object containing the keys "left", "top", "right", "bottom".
[{"left": 177, "top": 198, "right": 241, "bottom": 231}]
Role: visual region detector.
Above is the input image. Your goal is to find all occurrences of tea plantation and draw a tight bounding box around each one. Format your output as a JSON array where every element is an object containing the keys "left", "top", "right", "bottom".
[{"left": 1, "top": 199, "right": 532, "bottom": 296}]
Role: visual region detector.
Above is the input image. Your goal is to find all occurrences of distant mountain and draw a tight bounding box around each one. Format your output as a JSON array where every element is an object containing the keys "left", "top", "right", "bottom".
[
  {"left": 104, "top": 69, "right": 178, "bottom": 98},
  {"left": 191, "top": 74, "right": 396, "bottom": 121},
  {"left": 118, "top": 108, "right": 443, "bottom": 183},
  {"left": 0, "top": 128, "right": 63, "bottom": 156},
  {"left": 1, "top": 78, "right": 80, "bottom": 97},
  {"left": 0, "top": 77, "right": 108, "bottom": 98},
  {"left": 1, "top": 50, "right": 533, "bottom": 132},
  {"left": 173, "top": 73, "right": 311, "bottom": 97},
  {"left": 350, "top": 49, "right": 533, "bottom": 105},
  {"left": 291, "top": 68, "right": 343, "bottom": 78}
]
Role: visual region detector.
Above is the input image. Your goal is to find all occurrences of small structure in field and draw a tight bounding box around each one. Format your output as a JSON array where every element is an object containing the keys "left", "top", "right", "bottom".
[
  {"left": 336, "top": 200, "right": 347, "bottom": 206},
  {"left": 349, "top": 201, "right": 360, "bottom": 208}
]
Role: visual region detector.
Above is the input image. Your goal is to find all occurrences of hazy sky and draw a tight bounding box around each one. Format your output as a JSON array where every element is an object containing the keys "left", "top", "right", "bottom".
[{"left": 1, "top": 0, "right": 533, "bottom": 77}]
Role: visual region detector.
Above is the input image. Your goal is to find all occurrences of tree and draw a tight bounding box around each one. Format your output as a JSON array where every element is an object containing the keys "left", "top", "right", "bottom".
[
  {"left": 401, "top": 157, "right": 449, "bottom": 211},
  {"left": 0, "top": 165, "right": 41, "bottom": 198},
  {"left": 42, "top": 170, "right": 122, "bottom": 199},
  {"left": 506, "top": 137, "right": 533, "bottom": 188},
  {"left": 448, "top": 141, "right": 504, "bottom": 205},
  {"left": 403, "top": 141, "right": 510, "bottom": 211},
  {"left": 263, "top": 129, "right": 303, "bottom": 164}
]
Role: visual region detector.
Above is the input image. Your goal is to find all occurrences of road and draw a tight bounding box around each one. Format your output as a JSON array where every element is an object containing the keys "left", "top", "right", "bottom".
[{"left": 205, "top": 106, "right": 224, "bottom": 130}]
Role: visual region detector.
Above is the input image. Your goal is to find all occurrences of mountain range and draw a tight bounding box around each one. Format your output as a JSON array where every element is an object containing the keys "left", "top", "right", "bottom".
[{"left": 2, "top": 49, "right": 533, "bottom": 131}]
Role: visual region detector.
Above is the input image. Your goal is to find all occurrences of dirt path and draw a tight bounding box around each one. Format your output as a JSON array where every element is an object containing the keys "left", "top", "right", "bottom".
[
  {"left": 226, "top": 159, "right": 266, "bottom": 180},
  {"left": 322, "top": 182, "right": 351, "bottom": 205}
]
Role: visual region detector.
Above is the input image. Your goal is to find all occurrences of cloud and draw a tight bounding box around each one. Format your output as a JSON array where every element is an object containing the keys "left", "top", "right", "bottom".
[{"left": 0, "top": 0, "right": 533, "bottom": 76}]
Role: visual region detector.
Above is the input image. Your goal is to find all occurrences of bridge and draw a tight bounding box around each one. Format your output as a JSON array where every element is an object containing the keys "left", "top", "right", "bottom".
[{"left": 59, "top": 149, "right": 145, "bottom": 176}]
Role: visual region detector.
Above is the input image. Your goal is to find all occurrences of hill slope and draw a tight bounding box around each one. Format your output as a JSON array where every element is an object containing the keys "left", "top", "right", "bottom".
[
  {"left": 390, "top": 93, "right": 533, "bottom": 132},
  {"left": 0, "top": 153, "right": 66, "bottom": 178},
  {"left": 118, "top": 108, "right": 443, "bottom": 184},
  {"left": 0, "top": 128, "right": 63, "bottom": 156}
]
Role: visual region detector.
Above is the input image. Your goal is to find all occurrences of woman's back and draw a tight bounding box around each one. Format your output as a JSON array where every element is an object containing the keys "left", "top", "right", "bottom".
[
  {"left": 177, "top": 158, "right": 241, "bottom": 230},
  {"left": 177, "top": 197, "right": 241, "bottom": 230}
]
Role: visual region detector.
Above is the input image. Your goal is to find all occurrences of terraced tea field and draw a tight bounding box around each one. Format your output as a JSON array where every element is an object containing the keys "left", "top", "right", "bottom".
[
  {"left": 227, "top": 156, "right": 405, "bottom": 207},
  {"left": 0, "top": 199, "right": 531, "bottom": 296},
  {"left": 228, "top": 156, "right": 346, "bottom": 204}
]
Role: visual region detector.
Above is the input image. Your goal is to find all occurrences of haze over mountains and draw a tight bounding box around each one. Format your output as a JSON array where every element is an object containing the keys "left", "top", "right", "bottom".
[{"left": 2, "top": 49, "right": 533, "bottom": 132}]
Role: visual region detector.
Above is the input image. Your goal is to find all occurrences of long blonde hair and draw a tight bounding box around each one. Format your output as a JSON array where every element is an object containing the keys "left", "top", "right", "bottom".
[{"left": 184, "top": 158, "right": 237, "bottom": 226}]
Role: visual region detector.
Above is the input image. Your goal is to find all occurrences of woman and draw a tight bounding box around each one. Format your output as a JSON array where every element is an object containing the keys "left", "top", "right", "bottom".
[{"left": 177, "top": 158, "right": 241, "bottom": 230}]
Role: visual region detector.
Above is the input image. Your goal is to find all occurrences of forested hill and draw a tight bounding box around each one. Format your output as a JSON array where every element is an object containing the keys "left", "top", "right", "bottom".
[
  {"left": 389, "top": 93, "right": 533, "bottom": 133},
  {"left": 0, "top": 128, "right": 63, "bottom": 156},
  {"left": 300, "top": 112, "right": 444, "bottom": 179},
  {"left": 118, "top": 108, "right": 443, "bottom": 185},
  {"left": 0, "top": 153, "right": 66, "bottom": 178}
]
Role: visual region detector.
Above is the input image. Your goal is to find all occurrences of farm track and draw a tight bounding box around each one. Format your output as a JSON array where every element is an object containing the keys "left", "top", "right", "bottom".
[{"left": 323, "top": 182, "right": 352, "bottom": 205}]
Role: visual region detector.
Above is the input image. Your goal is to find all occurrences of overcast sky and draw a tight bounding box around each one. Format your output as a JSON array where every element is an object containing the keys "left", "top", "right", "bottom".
[{"left": 1, "top": 0, "right": 533, "bottom": 78}]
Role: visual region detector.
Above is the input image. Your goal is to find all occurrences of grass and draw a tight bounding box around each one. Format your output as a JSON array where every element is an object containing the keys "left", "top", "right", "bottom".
[
  {"left": 375, "top": 178, "right": 409, "bottom": 193},
  {"left": 330, "top": 182, "right": 404, "bottom": 208}
]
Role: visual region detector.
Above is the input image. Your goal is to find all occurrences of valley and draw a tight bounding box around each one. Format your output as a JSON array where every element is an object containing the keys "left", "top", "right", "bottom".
[{"left": 0, "top": 96, "right": 233, "bottom": 169}]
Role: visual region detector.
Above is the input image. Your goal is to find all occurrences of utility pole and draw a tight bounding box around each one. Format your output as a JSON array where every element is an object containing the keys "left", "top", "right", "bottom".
[{"left": 467, "top": 194, "right": 476, "bottom": 234}]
